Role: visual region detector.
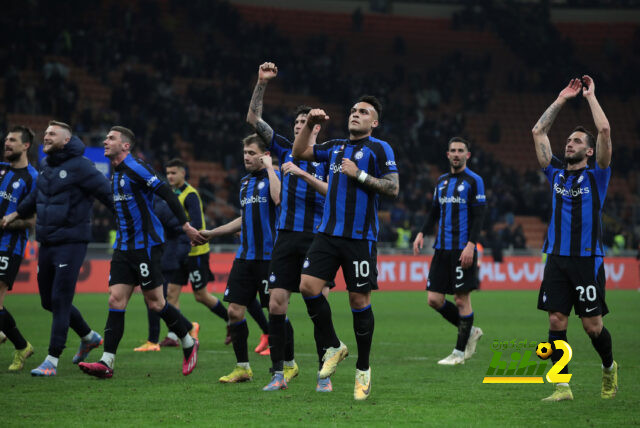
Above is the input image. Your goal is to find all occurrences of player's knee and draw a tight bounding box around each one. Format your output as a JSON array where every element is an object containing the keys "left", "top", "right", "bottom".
[
  {"left": 227, "top": 305, "right": 243, "bottom": 322},
  {"left": 427, "top": 294, "right": 444, "bottom": 309},
  {"left": 193, "top": 290, "right": 208, "bottom": 304},
  {"left": 349, "top": 292, "right": 369, "bottom": 310},
  {"left": 582, "top": 321, "right": 603, "bottom": 338},
  {"left": 548, "top": 312, "right": 568, "bottom": 330},
  {"left": 108, "top": 294, "right": 127, "bottom": 310}
]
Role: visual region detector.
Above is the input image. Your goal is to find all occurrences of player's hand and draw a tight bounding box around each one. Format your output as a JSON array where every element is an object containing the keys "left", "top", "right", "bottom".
[
  {"left": 260, "top": 154, "right": 273, "bottom": 169},
  {"left": 198, "top": 229, "right": 218, "bottom": 241},
  {"left": 582, "top": 75, "right": 595, "bottom": 98},
  {"left": 281, "top": 161, "right": 303, "bottom": 176},
  {"left": 258, "top": 62, "right": 278, "bottom": 82},
  {"left": 341, "top": 158, "right": 359, "bottom": 179},
  {"left": 459, "top": 242, "right": 475, "bottom": 269},
  {"left": 1, "top": 212, "right": 18, "bottom": 228},
  {"left": 413, "top": 232, "right": 424, "bottom": 255},
  {"left": 558, "top": 78, "right": 582, "bottom": 100},
  {"left": 183, "top": 223, "right": 207, "bottom": 246},
  {"left": 306, "top": 109, "right": 330, "bottom": 128}
]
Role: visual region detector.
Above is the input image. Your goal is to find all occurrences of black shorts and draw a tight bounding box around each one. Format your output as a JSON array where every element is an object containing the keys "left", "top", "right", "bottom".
[
  {"left": 268, "top": 230, "right": 336, "bottom": 292},
  {"left": 0, "top": 252, "right": 23, "bottom": 290},
  {"left": 109, "top": 246, "right": 164, "bottom": 290},
  {"left": 301, "top": 233, "right": 378, "bottom": 293},
  {"left": 427, "top": 249, "right": 478, "bottom": 294},
  {"left": 538, "top": 255, "right": 608, "bottom": 317},
  {"left": 172, "top": 253, "right": 213, "bottom": 291},
  {"left": 223, "top": 259, "right": 270, "bottom": 307}
]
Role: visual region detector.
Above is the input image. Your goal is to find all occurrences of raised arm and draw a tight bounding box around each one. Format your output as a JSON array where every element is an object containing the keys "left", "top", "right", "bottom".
[
  {"left": 246, "top": 62, "right": 277, "bottom": 144},
  {"left": 582, "top": 75, "right": 611, "bottom": 169},
  {"left": 292, "top": 109, "right": 329, "bottom": 161},
  {"left": 531, "top": 78, "right": 582, "bottom": 168},
  {"left": 260, "top": 154, "right": 281, "bottom": 205}
]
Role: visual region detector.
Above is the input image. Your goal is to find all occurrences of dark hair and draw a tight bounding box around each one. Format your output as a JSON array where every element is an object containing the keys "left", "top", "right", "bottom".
[
  {"left": 242, "top": 133, "right": 267, "bottom": 152},
  {"left": 10, "top": 125, "right": 35, "bottom": 146},
  {"left": 448, "top": 136, "right": 470, "bottom": 151},
  {"left": 110, "top": 126, "right": 136, "bottom": 148},
  {"left": 572, "top": 126, "right": 596, "bottom": 149},
  {"left": 48, "top": 120, "right": 72, "bottom": 134},
  {"left": 166, "top": 158, "right": 187, "bottom": 170},
  {"left": 294, "top": 105, "right": 312, "bottom": 117},
  {"left": 356, "top": 95, "right": 382, "bottom": 121}
]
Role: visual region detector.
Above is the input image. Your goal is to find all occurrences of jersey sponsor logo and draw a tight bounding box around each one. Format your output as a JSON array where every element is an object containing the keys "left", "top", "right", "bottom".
[
  {"left": 240, "top": 195, "right": 268, "bottom": 206},
  {"left": 113, "top": 193, "right": 134, "bottom": 202},
  {"left": 385, "top": 160, "right": 396, "bottom": 167},
  {"left": 329, "top": 163, "right": 343, "bottom": 174},
  {"left": 553, "top": 182, "right": 590, "bottom": 197},
  {"left": 146, "top": 176, "right": 158, "bottom": 187},
  {"left": 476, "top": 194, "right": 486, "bottom": 202},
  {"left": 59, "top": 170, "right": 67, "bottom": 179},
  {"left": 439, "top": 195, "right": 467, "bottom": 204},
  {"left": 12, "top": 181, "right": 20, "bottom": 189},
  {"left": 0, "top": 190, "right": 18, "bottom": 203}
]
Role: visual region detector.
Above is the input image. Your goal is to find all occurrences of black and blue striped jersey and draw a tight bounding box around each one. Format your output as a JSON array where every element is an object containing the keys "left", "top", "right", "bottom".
[
  {"left": 0, "top": 163, "right": 38, "bottom": 256},
  {"left": 236, "top": 169, "right": 281, "bottom": 260},
  {"left": 431, "top": 169, "right": 486, "bottom": 250},
  {"left": 111, "top": 154, "right": 166, "bottom": 251},
  {"left": 542, "top": 164, "right": 610, "bottom": 257},
  {"left": 313, "top": 136, "right": 397, "bottom": 242},
  {"left": 269, "top": 134, "right": 326, "bottom": 233}
]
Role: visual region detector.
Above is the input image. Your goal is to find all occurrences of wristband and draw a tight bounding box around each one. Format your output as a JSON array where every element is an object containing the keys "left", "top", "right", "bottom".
[{"left": 357, "top": 170, "right": 369, "bottom": 183}]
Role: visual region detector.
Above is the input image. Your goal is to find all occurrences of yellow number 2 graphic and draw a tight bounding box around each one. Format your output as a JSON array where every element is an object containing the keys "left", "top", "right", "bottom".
[{"left": 545, "top": 340, "right": 573, "bottom": 383}]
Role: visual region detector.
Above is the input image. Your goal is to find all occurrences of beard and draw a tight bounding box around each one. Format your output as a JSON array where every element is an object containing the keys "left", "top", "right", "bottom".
[
  {"left": 565, "top": 151, "right": 586, "bottom": 165},
  {"left": 4, "top": 151, "right": 21, "bottom": 162}
]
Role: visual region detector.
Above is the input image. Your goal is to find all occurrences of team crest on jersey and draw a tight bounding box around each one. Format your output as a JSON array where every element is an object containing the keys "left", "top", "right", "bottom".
[
  {"left": 312, "top": 162, "right": 320, "bottom": 167},
  {"left": 258, "top": 181, "right": 266, "bottom": 190},
  {"left": 59, "top": 170, "right": 67, "bottom": 179},
  {"left": 303, "top": 258, "right": 310, "bottom": 269},
  {"left": 120, "top": 179, "right": 125, "bottom": 187},
  {"left": 0, "top": 170, "right": 5, "bottom": 175},
  {"left": 269, "top": 273, "right": 276, "bottom": 283},
  {"left": 12, "top": 181, "right": 20, "bottom": 189},
  {"left": 443, "top": 180, "right": 448, "bottom": 186},
  {"left": 354, "top": 150, "right": 364, "bottom": 160},
  {"left": 457, "top": 184, "right": 465, "bottom": 192},
  {"left": 577, "top": 175, "right": 584, "bottom": 184}
]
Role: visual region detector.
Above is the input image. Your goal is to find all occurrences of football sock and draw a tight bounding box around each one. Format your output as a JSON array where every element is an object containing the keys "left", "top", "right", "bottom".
[
  {"left": 210, "top": 300, "right": 229, "bottom": 322},
  {"left": 158, "top": 302, "right": 188, "bottom": 338},
  {"left": 314, "top": 323, "right": 324, "bottom": 370},
  {"left": 352, "top": 305, "right": 374, "bottom": 371},
  {"left": 104, "top": 309, "right": 125, "bottom": 354},
  {"left": 100, "top": 352, "right": 115, "bottom": 369},
  {"left": 455, "top": 312, "right": 474, "bottom": 352},
  {"left": 45, "top": 355, "right": 59, "bottom": 367},
  {"left": 81, "top": 330, "right": 96, "bottom": 342},
  {"left": 284, "top": 318, "right": 295, "bottom": 362},
  {"left": 590, "top": 326, "right": 613, "bottom": 368},
  {"left": 147, "top": 307, "right": 161, "bottom": 343},
  {"left": 0, "top": 307, "right": 27, "bottom": 350},
  {"left": 437, "top": 300, "right": 460, "bottom": 327},
  {"left": 303, "top": 293, "right": 340, "bottom": 349},
  {"left": 230, "top": 319, "right": 249, "bottom": 363},
  {"left": 167, "top": 332, "right": 179, "bottom": 341},
  {"left": 268, "top": 314, "right": 286, "bottom": 372},
  {"left": 247, "top": 299, "right": 268, "bottom": 334},
  {"left": 549, "top": 329, "right": 569, "bottom": 374}
]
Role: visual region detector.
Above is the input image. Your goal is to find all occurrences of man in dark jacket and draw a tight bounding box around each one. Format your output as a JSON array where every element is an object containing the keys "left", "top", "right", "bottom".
[{"left": 2, "top": 120, "right": 113, "bottom": 376}]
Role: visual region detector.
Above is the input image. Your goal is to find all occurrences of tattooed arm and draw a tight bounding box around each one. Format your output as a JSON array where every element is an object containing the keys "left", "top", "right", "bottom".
[
  {"left": 246, "top": 62, "right": 277, "bottom": 144},
  {"left": 531, "top": 78, "right": 582, "bottom": 168},
  {"left": 582, "top": 75, "right": 612, "bottom": 169},
  {"left": 363, "top": 172, "right": 400, "bottom": 198}
]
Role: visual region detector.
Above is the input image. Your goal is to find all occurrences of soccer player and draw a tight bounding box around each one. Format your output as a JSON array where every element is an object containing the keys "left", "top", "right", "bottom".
[
  {"left": 133, "top": 197, "right": 197, "bottom": 352},
  {"left": 3, "top": 121, "right": 111, "bottom": 376},
  {"left": 78, "top": 126, "right": 204, "bottom": 378},
  {"left": 200, "top": 134, "right": 280, "bottom": 383},
  {"left": 292, "top": 96, "right": 399, "bottom": 400},
  {"left": 531, "top": 76, "right": 617, "bottom": 401},
  {"left": 246, "top": 62, "right": 334, "bottom": 392},
  {"left": 412, "top": 137, "right": 486, "bottom": 365},
  {"left": 0, "top": 126, "right": 38, "bottom": 371}
]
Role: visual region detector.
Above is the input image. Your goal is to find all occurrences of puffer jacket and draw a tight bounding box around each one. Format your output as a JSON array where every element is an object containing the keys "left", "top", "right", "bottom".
[{"left": 17, "top": 136, "right": 113, "bottom": 245}]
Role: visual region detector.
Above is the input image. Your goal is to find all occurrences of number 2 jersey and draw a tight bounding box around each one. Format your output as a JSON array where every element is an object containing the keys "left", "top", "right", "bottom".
[{"left": 0, "top": 163, "right": 38, "bottom": 256}]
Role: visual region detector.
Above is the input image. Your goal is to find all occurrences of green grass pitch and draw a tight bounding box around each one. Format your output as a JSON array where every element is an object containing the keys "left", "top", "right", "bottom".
[{"left": 1, "top": 290, "right": 638, "bottom": 427}]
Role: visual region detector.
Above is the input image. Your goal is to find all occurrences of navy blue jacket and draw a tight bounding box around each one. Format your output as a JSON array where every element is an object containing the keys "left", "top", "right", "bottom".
[
  {"left": 154, "top": 197, "right": 190, "bottom": 272},
  {"left": 17, "top": 136, "right": 113, "bottom": 245}
]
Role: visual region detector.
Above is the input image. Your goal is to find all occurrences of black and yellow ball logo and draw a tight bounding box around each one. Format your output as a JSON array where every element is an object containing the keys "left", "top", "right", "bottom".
[{"left": 536, "top": 342, "right": 553, "bottom": 360}]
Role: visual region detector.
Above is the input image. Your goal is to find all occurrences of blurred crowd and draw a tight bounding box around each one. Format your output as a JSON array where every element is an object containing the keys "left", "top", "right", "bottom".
[{"left": 1, "top": 0, "right": 638, "bottom": 252}]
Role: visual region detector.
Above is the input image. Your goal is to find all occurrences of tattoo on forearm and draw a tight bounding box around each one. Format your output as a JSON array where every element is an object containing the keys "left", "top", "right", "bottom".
[
  {"left": 534, "top": 102, "right": 562, "bottom": 134},
  {"left": 538, "top": 142, "right": 550, "bottom": 163},
  {"left": 256, "top": 119, "right": 274, "bottom": 143},
  {"left": 363, "top": 173, "right": 399, "bottom": 198},
  {"left": 249, "top": 82, "right": 266, "bottom": 117}
]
